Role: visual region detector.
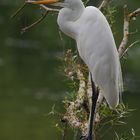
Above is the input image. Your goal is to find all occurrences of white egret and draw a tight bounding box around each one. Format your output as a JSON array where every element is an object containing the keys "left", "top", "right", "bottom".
[{"left": 27, "top": 0, "right": 123, "bottom": 139}]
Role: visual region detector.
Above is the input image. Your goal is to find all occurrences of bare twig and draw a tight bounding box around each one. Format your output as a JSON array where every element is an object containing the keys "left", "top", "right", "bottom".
[
  {"left": 11, "top": 2, "right": 27, "bottom": 19},
  {"left": 120, "top": 40, "right": 140, "bottom": 58},
  {"left": 129, "top": 29, "right": 138, "bottom": 35},
  {"left": 128, "top": 8, "right": 140, "bottom": 20},
  {"left": 11, "top": 0, "right": 59, "bottom": 34},
  {"left": 40, "top": 4, "right": 60, "bottom": 12},
  {"left": 21, "top": 11, "right": 49, "bottom": 33},
  {"left": 99, "top": 0, "right": 111, "bottom": 10}
]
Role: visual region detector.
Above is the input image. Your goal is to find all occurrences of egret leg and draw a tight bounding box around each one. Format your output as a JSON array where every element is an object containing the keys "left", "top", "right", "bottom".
[
  {"left": 81, "top": 75, "right": 99, "bottom": 140},
  {"left": 87, "top": 79, "right": 99, "bottom": 140}
]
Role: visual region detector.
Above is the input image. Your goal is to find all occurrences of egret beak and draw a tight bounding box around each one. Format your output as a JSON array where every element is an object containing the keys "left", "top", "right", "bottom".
[
  {"left": 27, "top": 0, "right": 66, "bottom": 7},
  {"left": 27, "top": 0, "right": 59, "bottom": 5}
]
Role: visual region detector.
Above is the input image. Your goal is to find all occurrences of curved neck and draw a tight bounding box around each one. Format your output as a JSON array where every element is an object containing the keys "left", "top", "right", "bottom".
[
  {"left": 57, "top": 0, "right": 85, "bottom": 39},
  {"left": 68, "top": 1, "right": 85, "bottom": 21}
]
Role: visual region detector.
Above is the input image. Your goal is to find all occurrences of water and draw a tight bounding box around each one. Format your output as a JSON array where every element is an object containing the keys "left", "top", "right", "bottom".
[{"left": 0, "top": 0, "right": 140, "bottom": 140}]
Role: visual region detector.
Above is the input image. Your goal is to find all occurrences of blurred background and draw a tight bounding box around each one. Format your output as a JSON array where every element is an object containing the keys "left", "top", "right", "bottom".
[{"left": 0, "top": 0, "right": 140, "bottom": 140}]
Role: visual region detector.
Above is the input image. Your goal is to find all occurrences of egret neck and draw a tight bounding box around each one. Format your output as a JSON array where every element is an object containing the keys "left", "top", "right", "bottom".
[{"left": 57, "top": 0, "right": 85, "bottom": 39}]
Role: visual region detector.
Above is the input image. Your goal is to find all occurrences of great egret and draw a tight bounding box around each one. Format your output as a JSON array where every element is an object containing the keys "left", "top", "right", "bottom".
[{"left": 27, "top": 0, "right": 123, "bottom": 139}]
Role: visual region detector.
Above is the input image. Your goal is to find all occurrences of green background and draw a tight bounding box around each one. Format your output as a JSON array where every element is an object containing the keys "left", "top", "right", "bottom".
[{"left": 0, "top": 0, "right": 140, "bottom": 139}]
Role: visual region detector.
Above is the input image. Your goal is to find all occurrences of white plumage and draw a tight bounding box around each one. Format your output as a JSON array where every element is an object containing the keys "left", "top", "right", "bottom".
[
  {"left": 27, "top": 0, "right": 123, "bottom": 109},
  {"left": 57, "top": 0, "right": 123, "bottom": 108}
]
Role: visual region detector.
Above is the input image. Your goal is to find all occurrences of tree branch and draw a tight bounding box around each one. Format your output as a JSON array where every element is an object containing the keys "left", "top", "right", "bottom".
[
  {"left": 118, "top": 5, "right": 140, "bottom": 57},
  {"left": 64, "top": 68, "right": 88, "bottom": 136},
  {"left": 63, "top": 50, "right": 89, "bottom": 136}
]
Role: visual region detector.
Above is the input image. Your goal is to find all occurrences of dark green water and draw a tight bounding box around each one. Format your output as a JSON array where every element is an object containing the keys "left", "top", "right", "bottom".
[{"left": 0, "top": 0, "right": 140, "bottom": 140}]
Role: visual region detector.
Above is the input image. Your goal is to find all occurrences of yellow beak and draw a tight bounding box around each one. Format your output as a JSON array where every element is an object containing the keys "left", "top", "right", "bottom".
[{"left": 27, "top": 0, "right": 59, "bottom": 5}]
